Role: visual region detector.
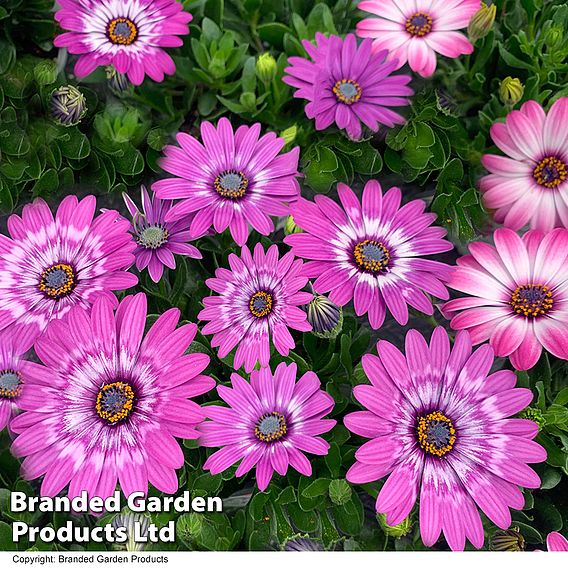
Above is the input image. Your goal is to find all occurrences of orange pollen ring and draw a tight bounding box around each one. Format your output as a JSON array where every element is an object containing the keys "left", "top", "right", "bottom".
[
  {"left": 249, "top": 291, "right": 273, "bottom": 318},
  {"left": 39, "top": 263, "right": 76, "bottom": 299},
  {"left": 0, "top": 369, "right": 22, "bottom": 399},
  {"left": 107, "top": 17, "right": 138, "bottom": 46},
  {"left": 510, "top": 284, "right": 553, "bottom": 317},
  {"left": 417, "top": 410, "right": 456, "bottom": 457},
  {"left": 532, "top": 156, "right": 567, "bottom": 189},
  {"left": 332, "top": 79, "right": 362, "bottom": 105},
  {"left": 95, "top": 381, "right": 135, "bottom": 424},
  {"left": 405, "top": 12, "right": 433, "bottom": 37}
]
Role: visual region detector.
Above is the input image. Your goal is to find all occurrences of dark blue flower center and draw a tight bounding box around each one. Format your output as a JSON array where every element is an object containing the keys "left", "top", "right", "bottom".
[
  {"left": 249, "top": 291, "right": 273, "bottom": 318},
  {"left": 417, "top": 411, "right": 456, "bottom": 457},
  {"left": 39, "top": 263, "right": 76, "bottom": 299},
  {"left": 214, "top": 170, "right": 248, "bottom": 199},
  {"left": 107, "top": 17, "right": 138, "bottom": 45},
  {"left": 254, "top": 412, "right": 287, "bottom": 443},
  {"left": 0, "top": 370, "right": 22, "bottom": 399},
  {"left": 533, "top": 156, "right": 567, "bottom": 189},
  {"left": 353, "top": 240, "right": 390, "bottom": 273},
  {"left": 405, "top": 12, "right": 433, "bottom": 36},
  {"left": 510, "top": 284, "right": 554, "bottom": 317},
  {"left": 95, "top": 382, "right": 135, "bottom": 424}
]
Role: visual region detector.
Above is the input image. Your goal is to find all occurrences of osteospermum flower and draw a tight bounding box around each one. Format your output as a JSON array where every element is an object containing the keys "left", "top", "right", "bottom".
[
  {"left": 199, "top": 243, "right": 312, "bottom": 372},
  {"left": 0, "top": 196, "right": 137, "bottom": 349},
  {"left": 152, "top": 118, "right": 300, "bottom": 245},
  {"left": 284, "top": 180, "right": 453, "bottom": 329},
  {"left": 10, "top": 293, "right": 215, "bottom": 498},
  {"left": 444, "top": 228, "right": 568, "bottom": 370},
  {"left": 547, "top": 532, "right": 568, "bottom": 552},
  {"left": 480, "top": 98, "right": 568, "bottom": 231},
  {"left": 283, "top": 34, "right": 412, "bottom": 140},
  {"left": 123, "top": 186, "right": 201, "bottom": 283},
  {"left": 53, "top": 0, "right": 192, "bottom": 85},
  {"left": 344, "top": 327, "right": 546, "bottom": 551},
  {"left": 199, "top": 363, "right": 335, "bottom": 491},
  {"left": 356, "top": 0, "right": 480, "bottom": 77}
]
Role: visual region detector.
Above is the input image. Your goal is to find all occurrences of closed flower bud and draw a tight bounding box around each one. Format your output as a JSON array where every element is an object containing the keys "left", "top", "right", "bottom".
[
  {"left": 256, "top": 53, "right": 277, "bottom": 83},
  {"left": 280, "top": 125, "right": 298, "bottom": 145},
  {"left": 306, "top": 294, "right": 343, "bottom": 339},
  {"left": 519, "top": 406, "right": 546, "bottom": 430},
  {"left": 50, "top": 85, "right": 87, "bottom": 126},
  {"left": 377, "top": 513, "right": 413, "bottom": 538},
  {"left": 468, "top": 3, "right": 496, "bottom": 43},
  {"left": 111, "top": 512, "right": 150, "bottom": 552},
  {"left": 545, "top": 27, "right": 563, "bottom": 49},
  {"left": 34, "top": 60, "right": 58, "bottom": 86},
  {"left": 490, "top": 527, "right": 525, "bottom": 551},
  {"left": 106, "top": 65, "right": 130, "bottom": 93},
  {"left": 499, "top": 77, "right": 524, "bottom": 107},
  {"left": 283, "top": 537, "right": 324, "bottom": 551},
  {"left": 284, "top": 215, "right": 303, "bottom": 235}
]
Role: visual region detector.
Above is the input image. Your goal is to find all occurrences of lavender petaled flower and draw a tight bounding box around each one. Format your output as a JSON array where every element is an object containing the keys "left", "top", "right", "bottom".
[{"left": 123, "top": 187, "right": 202, "bottom": 283}]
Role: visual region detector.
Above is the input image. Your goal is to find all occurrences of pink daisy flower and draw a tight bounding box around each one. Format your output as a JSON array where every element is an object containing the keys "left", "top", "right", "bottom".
[
  {"left": 0, "top": 196, "right": 137, "bottom": 350},
  {"left": 444, "top": 228, "right": 568, "bottom": 371},
  {"left": 547, "top": 532, "right": 568, "bottom": 552},
  {"left": 283, "top": 34, "right": 413, "bottom": 140},
  {"left": 54, "top": 0, "right": 192, "bottom": 85},
  {"left": 10, "top": 293, "right": 215, "bottom": 498},
  {"left": 284, "top": 180, "right": 453, "bottom": 329},
  {"left": 199, "top": 243, "right": 312, "bottom": 372},
  {"left": 123, "top": 186, "right": 201, "bottom": 283},
  {"left": 356, "top": 0, "right": 480, "bottom": 77},
  {"left": 152, "top": 118, "right": 300, "bottom": 246},
  {"left": 345, "top": 327, "right": 546, "bottom": 551},
  {"left": 199, "top": 363, "right": 336, "bottom": 491},
  {"left": 480, "top": 98, "right": 568, "bottom": 232}
]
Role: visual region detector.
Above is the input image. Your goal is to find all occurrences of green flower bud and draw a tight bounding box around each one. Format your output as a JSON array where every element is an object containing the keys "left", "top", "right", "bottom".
[
  {"left": 468, "top": 3, "right": 496, "bottom": 44},
  {"left": 111, "top": 512, "right": 150, "bottom": 552},
  {"left": 545, "top": 27, "right": 563, "bottom": 49},
  {"left": 499, "top": 77, "right": 524, "bottom": 107},
  {"left": 34, "top": 60, "right": 58, "bottom": 86},
  {"left": 284, "top": 215, "right": 303, "bottom": 235},
  {"left": 106, "top": 65, "right": 130, "bottom": 93},
  {"left": 377, "top": 513, "right": 413, "bottom": 538},
  {"left": 50, "top": 85, "right": 87, "bottom": 126},
  {"left": 519, "top": 406, "right": 546, "bottom": 430},
  {"left": 256, "top": 53, "right": 277, "bottom": 83},
  {"left": 306, "top": 294, "right": 343, "bottom": 339},
  {"left": 280, "top": 125, "right": 298, "bottom": 146},
  {"left": 176, "top": 513, "right": 202, "bottom": 543},
  {"left": 490, "top": 527, "right": 525, "bottom": 551},
  {"left": 329, "top": 479, "right": 352, "bottom": 506}
]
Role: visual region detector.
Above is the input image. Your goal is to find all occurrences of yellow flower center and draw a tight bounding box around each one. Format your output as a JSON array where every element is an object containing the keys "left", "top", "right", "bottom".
[
  {"left": 95, "top": 382, "right": 135, "bottom": 424},
  {"left": 510, "top": 284, "right": 553, "bottom": 317},
  {"left": 333, "top": 79, "right": 362, "bottom": 105},
  {"left": 249, "top": 291, "right": 273, "bottom": 318},
  {"left": 39, "top": 263, "right": 76, "bottom": 299},
  {"left": 405, "top": 12, "right": 433, "bottom": 37},
  {"left": 214, "top": 170, "right": 248, "bottom": 199},
  {"left": 0, "top": 370, "right": 22, "bottom": 399},
  {"left": 353, "top": 239, "right": 390, "bottom": 273},
  {"left": 107, "top": 18, "right": 138, "bottom": 46},
  {"left": 254, "top": 412, "right": 287, "bottom": 443},
  {"left": 417, "top": 411, "right": 456, "bottom": 457},
  {"left": 533, "top": 156, "right": 567, "bottom": 189}
]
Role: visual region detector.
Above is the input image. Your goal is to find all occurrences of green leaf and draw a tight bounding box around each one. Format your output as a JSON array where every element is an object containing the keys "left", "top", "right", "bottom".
[{"left": 302, "top": 478, "right": 331, "bottom": 499}]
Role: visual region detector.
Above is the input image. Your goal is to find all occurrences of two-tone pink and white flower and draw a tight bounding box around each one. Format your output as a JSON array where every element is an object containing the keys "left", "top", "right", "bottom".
[
  {"left": 356, "top": 0, "right": 480, "bottom": 77},
  {"left": 480, "top": 98, "right": 568, "bottom": 232},
  {"left": 444, "top": 228, "right": 568, "bottom": 370}
]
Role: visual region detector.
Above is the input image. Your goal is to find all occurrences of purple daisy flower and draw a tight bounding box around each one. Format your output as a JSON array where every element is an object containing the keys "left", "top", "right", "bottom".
[
  {"left": 152, "top": 118, "right": 301, "bottom": 246},
  {"left": 54, "top": 0, "right": 192, "bottom": 85},
  {"left": 10, "top": 293, "right": 215, "bottom": 498},
  {"left": 0, "top": 196, "right": 137, "bottom": 349},
  {"left": 283, "top": 33, "right": 413, "bottom": 140},
  {"left": 199, "top": 243, "right": 312, "bottom": 372},
  {"left": 123, "top": 186, "right": 202, "bottom": 283},
  {"left": 344, "top": 327, "right": 546, "bottom": 551},
  {"left": 284, "top": 180, "right": 453, "bottom": 329},
  {"left": 199, "top": 363, "right": 336, "bottom": 491}
]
